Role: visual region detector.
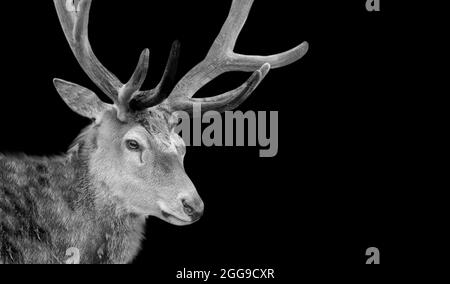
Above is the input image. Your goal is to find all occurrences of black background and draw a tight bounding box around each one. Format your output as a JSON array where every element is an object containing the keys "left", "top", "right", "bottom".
[{"left": 0, "top": 0, "right": 413, "bottom": 275}]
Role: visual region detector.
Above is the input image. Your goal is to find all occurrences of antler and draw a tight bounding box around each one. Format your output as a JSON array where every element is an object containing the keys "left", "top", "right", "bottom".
[
  {"left": 54, "top": 0, "right": 123, "bottom": 102},
  {"left": 55, "top": 0, "right": 307, "bottom": 120},
  {"left": 53, "top": 0, "right": 180, "bottom": 120},
  {"left": 129, "top": 41, "right": 181, "bottom": 111},
  {"left": 166, "top": 0, "right": 308, "bottom": 114}
]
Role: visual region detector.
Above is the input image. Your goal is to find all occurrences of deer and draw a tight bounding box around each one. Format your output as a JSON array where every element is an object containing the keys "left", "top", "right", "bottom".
[{"left": 0, "top": 0, "right": 308, "bottom": 264}]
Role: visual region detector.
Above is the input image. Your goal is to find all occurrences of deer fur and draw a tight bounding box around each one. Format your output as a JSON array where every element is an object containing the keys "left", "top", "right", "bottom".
[{"left": 0, "top": 120, "right": 146, "bottom": 264}]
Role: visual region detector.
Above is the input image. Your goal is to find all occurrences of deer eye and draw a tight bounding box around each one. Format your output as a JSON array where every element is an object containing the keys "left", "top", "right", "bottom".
[{"left": 125, "top": 139, "right": 141, "bottom": 151}]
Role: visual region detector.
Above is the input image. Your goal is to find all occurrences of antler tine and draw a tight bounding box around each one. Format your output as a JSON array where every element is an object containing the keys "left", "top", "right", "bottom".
[
  {"left": 54, "top": 0, "right": 123, "bottom": 103},
  {"left": 117, "top": 48, "right": 150, "bottom": 117},
  {"left": 168, "top": 0, "right": 309, "bottom": 105},
  {"left": 129, "top": 41, "right": 181, "bottom": 111},
  {"left": 171, "top": 63, "right": 271, "bottom": 115}
]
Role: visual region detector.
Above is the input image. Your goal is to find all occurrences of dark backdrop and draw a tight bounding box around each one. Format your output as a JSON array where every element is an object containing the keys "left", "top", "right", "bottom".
[{"left": 0, "top": 0, "right": 406, "bottom": 274}]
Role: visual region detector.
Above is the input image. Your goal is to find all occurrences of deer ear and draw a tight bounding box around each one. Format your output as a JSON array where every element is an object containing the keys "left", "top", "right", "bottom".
[{"left": 53, "top": 79, "right": 110, "bottom": 120}]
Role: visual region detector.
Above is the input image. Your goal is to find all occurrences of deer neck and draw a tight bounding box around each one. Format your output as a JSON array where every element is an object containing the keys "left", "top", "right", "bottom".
[{"left": 67, "top": 147, "right": 146, "bottom": 264}]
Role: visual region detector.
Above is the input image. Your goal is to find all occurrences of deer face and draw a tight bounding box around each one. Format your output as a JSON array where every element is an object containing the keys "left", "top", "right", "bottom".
[{"left": 87, "top": 109, "right": 203, "bottom": 225}]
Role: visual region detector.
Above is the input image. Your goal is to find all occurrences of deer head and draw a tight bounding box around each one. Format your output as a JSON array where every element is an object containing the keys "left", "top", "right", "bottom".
[{"left": 53, "top": 0, "right": 308, "bottom": 225}]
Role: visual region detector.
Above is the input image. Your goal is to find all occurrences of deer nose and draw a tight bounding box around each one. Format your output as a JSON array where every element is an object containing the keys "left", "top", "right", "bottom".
[{"left": 181, "top": 198, "right": 204, "bottom": 221}]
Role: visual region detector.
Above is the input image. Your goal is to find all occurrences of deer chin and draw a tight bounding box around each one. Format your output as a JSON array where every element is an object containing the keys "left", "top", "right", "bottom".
[
  {"left": 161, "top": 210, "right": 192, "bottom": 226},
  {"left": 157, "top": 201, "right": 191, "bottom": 226}
]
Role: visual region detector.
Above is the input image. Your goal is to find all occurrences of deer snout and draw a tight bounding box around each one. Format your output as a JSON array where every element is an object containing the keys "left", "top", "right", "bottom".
[{"left": 181, "top": 197, "right": 204, "bottom": 222}]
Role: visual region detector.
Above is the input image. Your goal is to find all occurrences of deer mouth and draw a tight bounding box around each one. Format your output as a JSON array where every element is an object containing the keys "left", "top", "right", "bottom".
[{"left": 161, "top": 210, "right": 191, "bottom": 225}]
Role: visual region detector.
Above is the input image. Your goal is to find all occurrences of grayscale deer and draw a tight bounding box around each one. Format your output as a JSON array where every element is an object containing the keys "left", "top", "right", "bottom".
[{"left": 0, "top": 0, "right": 308, "bottom": 264}]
